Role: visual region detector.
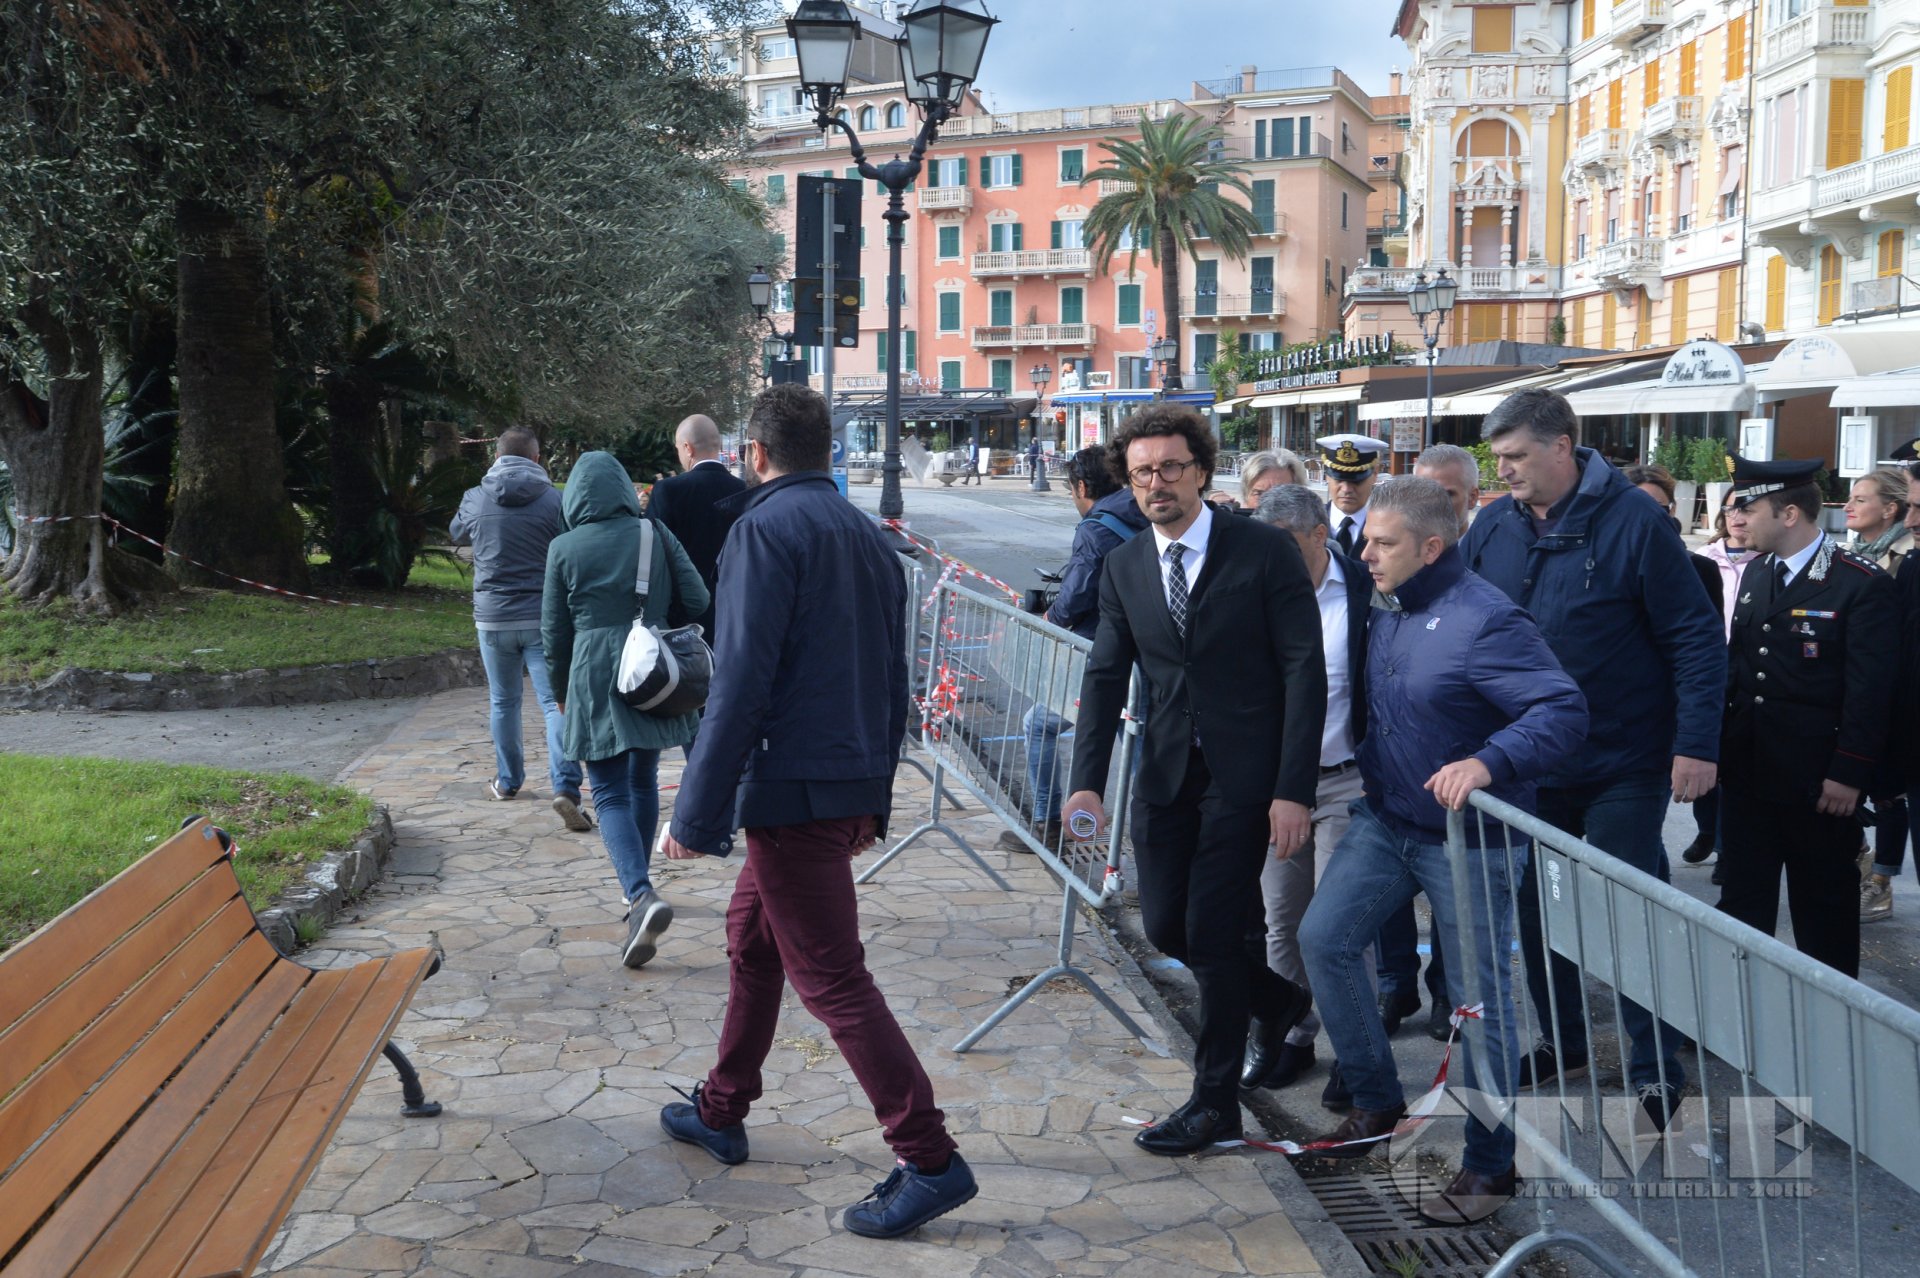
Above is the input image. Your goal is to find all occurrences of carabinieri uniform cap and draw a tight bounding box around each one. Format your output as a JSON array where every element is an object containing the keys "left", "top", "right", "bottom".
[
  {"left": 1316, "top": 433, "right": 1388, "bottom": 479},
  {"left": 1729, "top": 455, "right": 1823, "bottom": 508}
]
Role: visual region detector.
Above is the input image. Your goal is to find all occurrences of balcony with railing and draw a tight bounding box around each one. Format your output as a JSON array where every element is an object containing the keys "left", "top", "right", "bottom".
[
  {"left": 969, "top": 248, "right": 1094, "bottom": 277},
  {"left": 1641, "top": 96, "right": 1702, "bottom": 149},
  {"left": 1593, "top": 236, "right": 1665, "bottom": 288},
  {"left": 936, "top": 100, "right": 1181, "bottom": 139},
  {"left": 1343, "top": 263, "right": 1559, "bottom": 297},
  {"left": 1760, "top": 2, "right": 1871, "bottom": 69},
  {"left": 970, "top": 323, "right": 1099, "bottom": 348},
  {"left": 1752, "top": 139, "right": 1920, "bottom": 230},
  {"left": 1850, "top": 276, "right": 1911, "bottom": 316},
  {"left": 750, "top": 106, "right": 814, "bottom": 131},
  {"left": 1095, "top": 178, "right": 1136, "bottom": 197},
  {"left": 1574, "top": 128, "right": 1628, "bottom": 172},
  {"left": 1610, "top": 0, "right": 1671, "bottom": 47},
  {"left": 1181, "top": 290, "right": 1287, "bottom": 319},
  {"left": 916, "top": 186, "right": 974, "bottom": 214},
  {"left": 1250, "top": 210, "right": 1291, "bottom": 238}
]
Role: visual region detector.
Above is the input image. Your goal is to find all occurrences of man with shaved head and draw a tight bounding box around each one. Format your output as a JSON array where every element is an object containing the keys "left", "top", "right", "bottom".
[{"left": 648, "top": 413, "right": 746, "bottom": 645}]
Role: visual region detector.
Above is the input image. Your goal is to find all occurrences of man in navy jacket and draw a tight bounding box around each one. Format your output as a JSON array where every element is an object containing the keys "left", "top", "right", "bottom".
[
  {"left": 1463, "top": 388, "right": 1725, "bottom": 1133},
  {"left": 659, "top": 386, "right": 975, "bottom": 1240},
  {"left": 1300, "top": 477, "right": 1586, "bottom": 1225}
]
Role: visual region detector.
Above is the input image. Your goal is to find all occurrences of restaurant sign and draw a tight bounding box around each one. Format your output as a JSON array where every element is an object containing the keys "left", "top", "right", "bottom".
[{"left": 1660, "top": 339, "right": 1745, "bottom": 389}]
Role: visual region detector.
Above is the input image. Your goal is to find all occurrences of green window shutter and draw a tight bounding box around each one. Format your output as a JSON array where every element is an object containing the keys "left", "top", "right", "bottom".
[
  {"left": 1252, "top": 180, "right": 1275, "bottom": 233},
  {"left": 730, "top": 177, "right": 747, "bottom": 192},
  {"left": 774, "top": 233, "right": 786, "bottom": 260},
  {"left": 1255, "top": 119, "right": 1267, "bottom": 159},
  {"left": 939, "top": 225, "right": 959, "bottom": 257},
  {"left": 942, "top": 360, "right": 961, "bottom": 390},
  {"left": 858, "top": 278, "right": 867, "bottom": 308},
  {"left": 1061, "top": 148, "right": 1083, "bottom": 181},
  {"left": 991, "top": 290, "right": 1013, "bottom": 326},
  {"left": 877, "top": 331, "right": 889, "bottom": 373},
  {"left": 1051, "top": 220, "right": 1062, "bottom": 250},
  {"left": 939, "top": 292, "right": 960, "bottom": 331},
  {"left": 1061, "top": 287, "right": 1084, "bottom": 324},
  {"left": 991, "top": 359, "right": 1012, "bottom": 392},
  {"left": 1195, "top": 332, "right": 1217, "bottom": 369},
  {"left": 905, "top": 330, "right": 917, "bottom": 371},
  {"left": 1011, "top": 153, "right": 1023, "bottom": 186},
  {"left": 1011, "top": 223, "right": 1024, "bottom": 252},
  {"left": 957, "top": 156, "right": 968, "bottom": 187},
  {"left": 845, "top": 166, "right": 861, "bottom": 181},
  {"left": 766, "top": 174, "right": 785, "bottom": 203},
  {"left": 1117, "top": 284, "right": 1141, "bottom": 325}
]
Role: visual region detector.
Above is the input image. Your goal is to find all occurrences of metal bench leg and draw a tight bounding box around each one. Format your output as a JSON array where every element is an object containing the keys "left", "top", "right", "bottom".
[{"left": 383, "top": 1042, "right": 443, "bottom": 1118}]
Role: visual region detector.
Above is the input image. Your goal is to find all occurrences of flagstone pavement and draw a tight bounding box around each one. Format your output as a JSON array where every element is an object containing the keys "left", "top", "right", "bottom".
[{"left": 260, "top": 688, "right": 1340, "bottom": 1278}]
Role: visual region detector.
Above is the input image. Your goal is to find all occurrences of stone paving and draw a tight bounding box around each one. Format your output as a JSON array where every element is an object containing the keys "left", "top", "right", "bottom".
[{"left": 260, "top": 687, "right": 1340, "bottom": 1278}]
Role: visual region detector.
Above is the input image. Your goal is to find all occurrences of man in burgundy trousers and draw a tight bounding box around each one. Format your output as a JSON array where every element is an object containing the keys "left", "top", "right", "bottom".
[{"left": 659, "top": 384, "right": 973, "bottom": 1239}]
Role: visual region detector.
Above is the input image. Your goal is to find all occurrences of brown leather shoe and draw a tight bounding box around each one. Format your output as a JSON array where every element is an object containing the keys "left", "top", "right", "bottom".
[
  {"left": 1416, "top": 1165, "right": 1518, "bottom": 1224},
  {"left": 1309, "top": 1103, "right": 1407, "bottom": 1159}
]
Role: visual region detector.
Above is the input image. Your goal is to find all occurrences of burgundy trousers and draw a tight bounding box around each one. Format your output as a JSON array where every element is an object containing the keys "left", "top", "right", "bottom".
[{"left": 699, "top": 815, "right": 956, "bottom": 1166}]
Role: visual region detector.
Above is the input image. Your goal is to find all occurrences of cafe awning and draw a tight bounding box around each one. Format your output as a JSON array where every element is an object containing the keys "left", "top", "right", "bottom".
[
  {"left": 1248, "top": 385, "right": 1365, "bottom": 410},
  {"left": 1829, "top": 364, "right": 1920, "bottom": 410},
  {"left": 1754, "top": 330, "right": 1920, "bottom": 402},
  {"left": 1567, "top": 373, "right": 1760, "bottom": 416}
]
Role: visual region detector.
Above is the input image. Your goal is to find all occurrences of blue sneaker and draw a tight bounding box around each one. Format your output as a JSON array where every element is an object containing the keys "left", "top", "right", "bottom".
[
  {"left": 842, "top": 1153, "right": 977, "bottom": 1239},
  {"left": 659, "top": 1083, "right": 748, "bottom": 1165}
]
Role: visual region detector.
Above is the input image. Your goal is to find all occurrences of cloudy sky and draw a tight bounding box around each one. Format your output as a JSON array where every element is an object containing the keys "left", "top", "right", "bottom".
[{"left": 965, "top": 0, "right": 1410, "bottom": 113}]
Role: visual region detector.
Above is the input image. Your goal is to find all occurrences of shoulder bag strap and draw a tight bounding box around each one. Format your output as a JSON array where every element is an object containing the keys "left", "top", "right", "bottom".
[{"left": 634, "top": 519, "right": 656, "bottom": 617}]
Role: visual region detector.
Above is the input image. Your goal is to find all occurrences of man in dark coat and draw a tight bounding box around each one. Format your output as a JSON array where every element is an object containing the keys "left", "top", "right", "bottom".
[
  {"left": 658, "top": 385, "right": 975, "bottom": 1241},
  {"left": 1062, "top": 404, "right": 1325, "bottom": 1156},
  {"left": 646, "top": 413, "right": 745, "bottom": 641},
  {"left": 1719, "top": 456, "right": 1898, "bottom": 977}
]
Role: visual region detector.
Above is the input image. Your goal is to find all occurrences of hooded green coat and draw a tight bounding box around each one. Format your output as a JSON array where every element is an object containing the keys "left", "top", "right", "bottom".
[{"left": 542, "top": 452, "right": 711, "bottom": 761}]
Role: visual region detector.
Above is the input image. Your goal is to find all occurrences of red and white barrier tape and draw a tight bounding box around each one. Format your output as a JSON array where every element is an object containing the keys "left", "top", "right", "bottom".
[
  {"left": 1122, "top": 1003, "right": 1486, "bottom": 1156},
  {"left": 7, "top": 510, "right": 105, "bottom": 527},
  {"left": 879, "top": 518, "right": 1020, "bottom": 606}
]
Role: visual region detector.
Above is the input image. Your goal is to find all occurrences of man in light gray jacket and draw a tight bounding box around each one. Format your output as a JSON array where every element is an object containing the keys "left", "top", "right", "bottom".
[{"left": 450, "top": 428, "right": 588, "bottom": 830}]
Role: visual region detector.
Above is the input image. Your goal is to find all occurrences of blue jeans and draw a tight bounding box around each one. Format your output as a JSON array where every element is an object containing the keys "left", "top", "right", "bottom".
[
  {"left": 1375, "top": 896, "right": 1449, "bottom": 1005},
  {"left": 1022, "top": 705, "right": 1069, "bottom": 823},
  {"left": 1521, "top": 774, "right": 1685, "bottom": 1091},
  {"left": 1302, "top": 802, "right": 1524, "bottom": 1176},
  {"left": 586, "top": 749, "right": 662, "bottom": 903},
  {"left": 478, "top": 627, "right": 581, "bottom": 797}
]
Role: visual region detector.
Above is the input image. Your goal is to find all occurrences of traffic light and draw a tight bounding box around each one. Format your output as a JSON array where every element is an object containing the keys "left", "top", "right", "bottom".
[{"left": 792, "top": 175, "right": 863, "bottom": 350}]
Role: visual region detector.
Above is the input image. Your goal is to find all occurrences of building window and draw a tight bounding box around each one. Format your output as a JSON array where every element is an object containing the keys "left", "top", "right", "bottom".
[
  {"left": 1605, "top": 188, "right": 1621, "bottom": 244},
  {"left": 1716, "top": 268, "right": 1739, "bottom": 341},
  {"left": 1763, "top": 88, "right": 1805, "bottom": 187},
  {"left": 1251, "top": 258, "right": 1275, "bottom": 314},
  {"left": 1886, "top": 65, "right": 1913, "bottom": 153},
  {"left": 1879, "top": 229, "right": 1906, "bottom": 279},
  {"left": 938, "top": 291, "right": 961, "bottom": 333},
  {"left": 759, "top": 37, "right": 794, "bottom": 61},
  {"left": 1726, "top": 14, "right": 1747, "bottom": 81},
  {"left": 937, "top": 224, "right": 961, "bottom": 259},
  {"left": 1118, "top": 357, "right": 1152, "bottom": 389},
  {"left": 1817, "top": 244, "right": 1842, "bottom": 325},
  {"left": 858, "top": 106, "right": 876, "bottom": 131},
  {"left": 927, "top": 156, "right": 967, "bottom": 187},
  {"left": 1719, "top": 145, "right": 1745, "bottom": 219},
  {"left": 1340, "top": 192, "right": 1349, "bottom": 229},
  {"left": 1193, "top": 260, "right": 1218, "bottom": 317},
  {"left": 1828, "top": 79, "right": 1865, "bottom": 168},
  {"left": 765, "top": 173, "right": 786, "bottom": 204},
  {"left": 1640, "top": 178, "right": 1658, "bottom": 234},
  {"left": 1052, "top": 219, "right": 1085, "bottom": 250},
  {"left": 1574, "top": 198, "right": 1590, "bottom": 258},
  {"left": 1765, "top": 253, "right": 1787, "bottom": 331},
  {"left": 1673, "top": 163, "right": 1695, "bottom": 232},
  {"left": 939, "top": 359, "right": 963, "bottom": 390},
  {"left": 886, "top": 102, "right": 906, "bottom": 128},
  {"left": 876, "top": 330, "right": 917, "bottom": 374},
  {"left": 1059, "top": 148, "right": 1085, "bottom": 182},
  {"left": 1194, "top": 332, "right": 1217, "bottom": 370},
  {"left": 1607, "top": 80, "right": 1623, "bottom": 130},
  {"left": 1251, "top": 180, "right": 1276, "bottom": 234},
  {"left": 773, "top": 281, "right": 793, "bottom": 313},
  {"left": 1643, "top": 58, "right": 1661, "bottom": 109},
  {"left": 989, "top": 289, "right": 1014, "bottom": 327},
  {"left": 1633, "top": 296, "right": 1652, "bottom": 350},
  {"left": 1679, "top": 41, "right": 1698, "bottom": 98},
  {"left": 1601, "top": 293, "right": 1618, "bottom": 349},
  {"left": 1669, "top": 275, "right": 1690, "bottom": 345},
  {"left": 1577, "top": 93, "right": 1592, "bottom": 138},
  {"left": 990, "top": 359, "right": 1013, "bottom": 393},
  {"left": 1569, "top": 298, "right": 1586, "bottom": 347},
  {"left": 1060, "top": 287, "right": 1085, "bottom": 324},
  {"left": 986, "top": 154, "right": 1023, "bottom": 188},
  {"left": 1471, "top": 5, "right": 1514, "bottom": 53},
  {"left": 1247, "top": 332, "right": 1277, "bottom": 351},
  {"left": 1116, "top": 283, "right": 1142, "bottom": 326},
  {"left": 1581, "top": 0, "right": 1595, "bottom": 41},
  {"left": 988, "top": 222, "right": 1023, "bottom": 253}
]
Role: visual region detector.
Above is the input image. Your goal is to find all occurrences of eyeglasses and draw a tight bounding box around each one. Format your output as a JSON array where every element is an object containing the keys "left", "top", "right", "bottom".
[{"left": 1128, "top": 458, "right": 1200, "bottom": 487}]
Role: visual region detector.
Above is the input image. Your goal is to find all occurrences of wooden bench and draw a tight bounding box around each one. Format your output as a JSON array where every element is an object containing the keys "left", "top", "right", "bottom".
[{"left": 0, "top": 817, "right": 442, "bottom": 1278}]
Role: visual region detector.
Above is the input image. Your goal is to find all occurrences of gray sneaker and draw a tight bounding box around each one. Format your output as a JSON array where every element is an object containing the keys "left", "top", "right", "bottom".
[
  {"left": 552, "top": 791, "right": 594, "bottom": 833},
  {"left": 623, "top": 889, "right": 674, "bottom": 969},
  {"left": 1862, "top": 875, "right": 1893, "bottom": 924}
]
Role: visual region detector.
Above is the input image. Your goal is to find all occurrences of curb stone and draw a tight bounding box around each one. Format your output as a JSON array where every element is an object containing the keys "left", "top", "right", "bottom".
[
  {"left": 0, "top": 648, "right": 486, "bottom": 713},
  {"left": 254, "top": 805, "right": 397, "bottom": 955}
]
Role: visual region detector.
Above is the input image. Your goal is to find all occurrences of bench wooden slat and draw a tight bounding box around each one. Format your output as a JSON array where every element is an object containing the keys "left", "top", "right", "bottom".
[
  {"left": 0, "top": 827, "right": 230, "bottom": 1033},
  {"left": 0, "top": 891, "right": 258, "bottom": 1178},
  {"left": 170, "top": 954, "right": 437, "bottom": 1278},
  {"left": 0, "top": 951, "right": 304, "bottom": 1276},
  {"left": 67, "top": 961, "right": 387, "bottom": 1278},
  {"left": 0, "top": 866, "right": 244, "bottom": 1119}
]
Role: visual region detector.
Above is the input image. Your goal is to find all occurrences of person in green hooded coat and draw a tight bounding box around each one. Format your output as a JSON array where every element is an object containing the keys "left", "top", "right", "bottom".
[{"left": 542, "top": 451, "right": 710, "bottom": 970}]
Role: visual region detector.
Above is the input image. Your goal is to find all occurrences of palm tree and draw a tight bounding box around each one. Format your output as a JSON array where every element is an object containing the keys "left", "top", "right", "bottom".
[{"left": 1082, "top": 115, "right": 1262, "bottom": 391}]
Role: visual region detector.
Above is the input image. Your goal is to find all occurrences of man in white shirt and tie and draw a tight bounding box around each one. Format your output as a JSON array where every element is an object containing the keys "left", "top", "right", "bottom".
[{"left": 1318, "top": 434, "right": 1389, "bottom": 559}]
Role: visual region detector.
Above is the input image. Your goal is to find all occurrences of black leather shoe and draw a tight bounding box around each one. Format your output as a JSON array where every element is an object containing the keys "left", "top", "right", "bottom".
[
  {"left": 1378, "top": 990, "right": 1421, "bottom": 1036},
  {"left": 1321, "top": 1063, "right": 1353, "bottom": 1112},
  {"left": 1262, "top": 1041, "right": 1317, "bottom": 1090},
  {"left": 1680, "top": 833, "right": 1714, "bottom": 864},
  {"left": 1310, "top": 1102, "right": 1406, "bottom": 1159},
  {"left": 1133, "top": 1102, "right": 1241, "bottom": 1155},
  {"left": 1427, "top": 1000, "right": 1454, "bottom": 1042},
  {"left": 1240, "top": 1022, "right": 1282, "bottom": 1090}
]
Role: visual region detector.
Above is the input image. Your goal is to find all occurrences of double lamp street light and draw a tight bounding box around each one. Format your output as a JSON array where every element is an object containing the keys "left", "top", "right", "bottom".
[
  {"left": 1405, "top": 266, "right": 1457, "bottom": 452},
  {"left": 773, "top": 0, "right": 997, "bottom": 522}
]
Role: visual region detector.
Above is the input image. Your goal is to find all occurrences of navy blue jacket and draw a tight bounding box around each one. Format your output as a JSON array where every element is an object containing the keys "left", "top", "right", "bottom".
[
  {"left": 1361, "top": 547, "right": 1588, "bottom": 844},
  {"left": 669, "top": 472, "right": 908, "bottom": 855},
  {"left": 1463, "top": 447, "right": 1725, "bottom": 788},
  {"left": 1047, "top": 487, "right": 1149, "bottom": 639}
]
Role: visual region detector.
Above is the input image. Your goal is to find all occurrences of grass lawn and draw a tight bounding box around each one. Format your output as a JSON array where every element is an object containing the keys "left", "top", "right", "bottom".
[
  {"left": 0, "top": 752, "right": 376, "bottom": 951},
  {"left": 0, "top": 553, "right": 478, "bottom": 683}
]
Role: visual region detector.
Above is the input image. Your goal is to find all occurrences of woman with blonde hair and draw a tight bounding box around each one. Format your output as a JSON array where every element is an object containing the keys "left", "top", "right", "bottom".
[
  {"left": 1844, "top": 467, "right": 1913, "bottom": 574},
  {"left": 1237, "top": 448, "right": 1307, "bottom": 509}
]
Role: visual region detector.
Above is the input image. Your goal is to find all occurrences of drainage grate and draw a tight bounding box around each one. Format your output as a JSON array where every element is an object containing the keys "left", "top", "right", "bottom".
[{"left": 1296, "top": 1164, "right": 1513, "bottom": 1277}]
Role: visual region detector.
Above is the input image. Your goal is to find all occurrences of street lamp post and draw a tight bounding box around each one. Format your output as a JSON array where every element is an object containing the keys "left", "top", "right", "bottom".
[
  {"left": 1028, "top": 361, "right": 1052, "bottom": 491},
  {"left": 1404, "top": 267, "right": 1457, "bottom": 452},
  {"left": 747, "top": 265, "right": 797, "bottom": 387},
  {"left": 790, "top": 0, "right": 997, "bottom": 522},
  {"left": 1151, "top": 335, "right": 1177, "bottom": 401}
]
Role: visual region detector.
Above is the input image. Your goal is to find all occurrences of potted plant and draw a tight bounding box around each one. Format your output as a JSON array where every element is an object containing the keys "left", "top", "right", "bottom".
[
  {"left": 1687, "top": 436, "right": 1731, "bottom": 533},
  {"left": 1653, "top": 435, "right": 1695, "bottom": 530}
]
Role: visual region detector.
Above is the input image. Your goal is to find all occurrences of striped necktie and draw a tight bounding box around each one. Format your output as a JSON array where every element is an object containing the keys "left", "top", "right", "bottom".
[{"left": 1167, "top": 542, "right": 1189, "bottom": 638}]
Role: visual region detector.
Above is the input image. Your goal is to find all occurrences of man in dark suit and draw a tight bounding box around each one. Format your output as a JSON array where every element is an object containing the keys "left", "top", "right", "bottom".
[
  {"left": 1719, "top": 455, "right": 1898, "bottom": 976},
  {"left": 1242, "top": 484, "right": 1373, "bottom": 1101},
  {"left": 1062, "top": 404, "right": 1326, "bottom": 1155},
  {"left": 647, "top": 414, "right": 746, "bottom": 640}
]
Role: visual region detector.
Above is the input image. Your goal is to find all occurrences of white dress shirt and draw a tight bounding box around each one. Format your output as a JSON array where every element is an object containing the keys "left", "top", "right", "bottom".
[
  {"left": 1316, "top": 551, "right": 1355, "bottom": 767},
  {"left": 1150, "top": 502, "right": 1214, "bottom": 610},
  {"left": 1776, "top": 532, "right": 1824, "bottom": 588}
]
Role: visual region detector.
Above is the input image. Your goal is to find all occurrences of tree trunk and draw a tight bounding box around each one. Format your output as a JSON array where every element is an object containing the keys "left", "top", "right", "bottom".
[
  {"left": 324, "top": 374, "right": 384, "bottom": 575},
  {"left": 0, "top": 316, "right": 172, "bottom": 613},
  {"left": 1158, "top": 225, "right": 1183, "bottom": 387},
  {"left": 116, "top": 302, "right": 178, "bottom": 563},
  {"left": 170, "top": 199, "right": 309, "bottom": 591}
]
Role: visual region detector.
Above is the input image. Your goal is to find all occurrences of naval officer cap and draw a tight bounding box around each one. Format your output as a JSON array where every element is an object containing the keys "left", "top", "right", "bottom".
[
  {"left": 1729, "top": 455, "right": 1823, "bottom": 508},
  {"left": 1316, "top": 433, "right": 1389, "bottom": 478}
]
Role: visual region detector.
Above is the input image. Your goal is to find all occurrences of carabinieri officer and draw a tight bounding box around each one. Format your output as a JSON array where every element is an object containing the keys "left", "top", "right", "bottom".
[{"left": 1719, "top": 456, "right": 1898, "bottom": 977}]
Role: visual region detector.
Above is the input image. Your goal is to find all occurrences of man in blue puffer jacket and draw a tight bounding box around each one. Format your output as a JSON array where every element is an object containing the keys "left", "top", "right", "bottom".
[
  {"left": 1301, "top": 477, "right": 1586, "bottom": 1226},
  {"left": 1463, "top": 388, "right": 1725, "bottom": 1131}
]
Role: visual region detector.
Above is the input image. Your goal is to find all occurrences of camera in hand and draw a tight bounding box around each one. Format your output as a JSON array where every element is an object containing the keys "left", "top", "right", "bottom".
[{"left": 1022, "top": 567, "right": 1063, "bottom": 616}]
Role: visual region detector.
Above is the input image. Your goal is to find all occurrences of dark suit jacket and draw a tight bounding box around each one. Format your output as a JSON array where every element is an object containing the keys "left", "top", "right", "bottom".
[
  {"left": 1069, "top": 510, "right": 1328, "bottom": 809},
  {"left": 1723, "top": 537, "right": 1898, "bottom": 802},
  {"left": 1327, "top": 546, "right": 1372, "bottom": 754},
  {"left": 647, "top": 459, "right": 746, "bottom": 636}
]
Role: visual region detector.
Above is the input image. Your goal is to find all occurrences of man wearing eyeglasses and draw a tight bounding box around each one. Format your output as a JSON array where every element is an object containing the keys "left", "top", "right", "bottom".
[{"left": 1063, "top": 404, "right": 1327, "bottom": 1155}]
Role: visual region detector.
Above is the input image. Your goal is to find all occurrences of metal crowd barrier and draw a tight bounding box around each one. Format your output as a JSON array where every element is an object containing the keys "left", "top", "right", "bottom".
[
  {"left": 1429, "top": 791, "right": 1920, "bottom": 1278},
  {"left": 862, "top": 571, "right": 1163, "bottom": 1056}
]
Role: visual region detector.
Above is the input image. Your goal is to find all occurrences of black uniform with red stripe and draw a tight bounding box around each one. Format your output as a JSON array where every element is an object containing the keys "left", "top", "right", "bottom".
[{"left": 1719, "top": 535, "right": 1898, "bottom": 976}]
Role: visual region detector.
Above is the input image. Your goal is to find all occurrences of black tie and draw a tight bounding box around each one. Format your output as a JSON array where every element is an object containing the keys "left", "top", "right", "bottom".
[
  {"left": 1168, "top": 542, "right": 1189, "bottom": 638},
  {"left": 1336, "top": 518, "right": 1357, "bottom": 557},
  {"left": 1774, "top": 558, "right": 1790, "bottom": 594}
]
